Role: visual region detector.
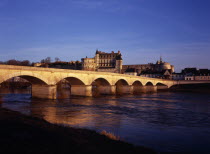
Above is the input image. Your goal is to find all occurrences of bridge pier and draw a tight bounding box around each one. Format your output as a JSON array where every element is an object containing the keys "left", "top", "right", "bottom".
[
  {"left": 116, "top": 85, "right": 133, "bottom": 94},
  {"left": 97, "top": 85, "right": 116, "bottom": 95},
  {"left": 133, "top": 86, "right": 157, "bottom": 94},
  {"left": 133, "top": 86, "right": 146, "bottom": 94},
  {"left": 32, "top": 85, "right": 57, "bottom": 99},
  {"left": 157, "top": 85, "right": 169, "bottom": 90},
  {"left": 140, "top": 86, "right": 148, "bottom": 93},
  {"left": 145, "top": 86, "right": 157, "bottom": 93},
  {"left": 110, "top": 85, "right": 117, "bottom": 95},
  {"left": 71, "top": 85, "right": 92, "bottom": 96}
]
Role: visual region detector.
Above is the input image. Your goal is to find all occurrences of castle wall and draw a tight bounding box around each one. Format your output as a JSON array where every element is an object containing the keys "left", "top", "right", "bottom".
[
  {"left": 122, "top": 64, "right": 155, "bottom": 74},
  {"left": 122, "top": 61, "right": 174, "bottom": 75}
]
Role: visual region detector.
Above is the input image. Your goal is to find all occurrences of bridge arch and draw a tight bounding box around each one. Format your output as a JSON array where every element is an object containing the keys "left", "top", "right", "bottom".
[
  {"left": 91, "top": 78, "right": 112, "bottom": 96},
  {"left": 132, "top": 80, "right": 143, "bottom": 94},
  {"left": 145, "top": 81, "right": 154, "bottom": 86},
  {"left": 91, "top": 78, "right": 111, "bottom": 86},
  {"left": 144, "top": 81, "right": 157, "bottom": 93},
  {"left": 115, "top": 79, "right": 130, "bottom": 95},
  {"left": 156, "top": 82, "right": 168, "bottom": 86},
  {"left": 0, "top": 72, "right": 54, "bottom": 99},
  {"left": 55, "top": 77, "right": 86, "bottom": 98},
  {"left": 114, "top": 79, "right": 129, "bottom": 86},
  {"left": 57, "top": 77, "right": 85, "bottom": 85},
  {"left": 90, "top": 76, "right": 112, "bottom": 86},
  {"left": 0, "top": 72, "right": 49, "bottom": 85},
  {"left": 156, "top": 82, "right": 169, "bottom": 90},
  {"left": 132, "top": 80, "right": 143, "bottom": 86},
  {"left": 55, "top": 74, "right": 87, "bottom": 85}
]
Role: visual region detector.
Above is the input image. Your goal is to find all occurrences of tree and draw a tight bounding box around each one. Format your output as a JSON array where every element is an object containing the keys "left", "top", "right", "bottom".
[
  {"left": 20, "top": 60, "right": 30, "bottom": 66},
  {"left": 6, "top": 59, "right": 20, "bottom": 65},
  {"left": 55, "top": 57, "right": 60, "bottom": 62},
  {"left": 40, "top": 57, "right": 51, "bottom": 63},
  {"left": 41, "top": 59, "right": 45, "bottom": 63},
  {"left": 45, "top": 57, "right": 51, "bottom": 63}
]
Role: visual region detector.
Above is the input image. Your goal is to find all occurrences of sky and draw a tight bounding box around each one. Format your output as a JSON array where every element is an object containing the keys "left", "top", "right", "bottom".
[{"left": 0, "top": 0, "right": 210, "bottom": 72}]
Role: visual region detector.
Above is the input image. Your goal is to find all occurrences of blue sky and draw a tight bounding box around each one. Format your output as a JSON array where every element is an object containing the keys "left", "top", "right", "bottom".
[{"left": 0, "top": 0, "right": 210, "bottom": 72}]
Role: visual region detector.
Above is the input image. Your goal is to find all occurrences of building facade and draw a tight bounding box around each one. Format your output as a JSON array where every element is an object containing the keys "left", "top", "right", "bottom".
[
  {"left": 171, "top": 73, "right": 185, "bottom": 80},
  {"left": 182, "top": 68, "right": 210, "bottom": 80},
  {"left": 81, "top": 50, "right": 123, "bottom": 73},
  {"left": 124, "top": 68, "right": 138, "bottom": 76},
  {"left": 185, "top": 76, "right": 210, "bottom": 81},
  {"left": 195, "top": 76, "right": 210, "bottom": 80}
]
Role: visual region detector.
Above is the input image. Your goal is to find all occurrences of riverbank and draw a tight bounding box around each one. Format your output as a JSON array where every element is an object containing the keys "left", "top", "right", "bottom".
[
  {"left": 169, "top": 83, "right": 210, "bottom": 94},
  {"left": 0, "top": 108, "right": 155, "bottom": 154}
]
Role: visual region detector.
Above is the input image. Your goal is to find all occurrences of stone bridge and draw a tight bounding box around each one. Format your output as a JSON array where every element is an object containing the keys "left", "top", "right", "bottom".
[{"left": 0, "top": 65, "right": 209, "bottom": 99}]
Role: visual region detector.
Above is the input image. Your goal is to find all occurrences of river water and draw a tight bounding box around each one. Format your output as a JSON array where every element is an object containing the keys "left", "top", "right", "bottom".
[{"left": 0, "top": 89, "right": 210, "bottom": 153}]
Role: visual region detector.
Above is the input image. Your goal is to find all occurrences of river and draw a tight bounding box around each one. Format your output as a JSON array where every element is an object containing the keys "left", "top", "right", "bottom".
[{"left": 0, "top": 89, "right": 210, "bottom": 153}]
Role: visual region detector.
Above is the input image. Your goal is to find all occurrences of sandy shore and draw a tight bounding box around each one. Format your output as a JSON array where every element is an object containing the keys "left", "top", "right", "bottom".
[{"left": 0, "top": 108, "right": 155, "bottom": 154}]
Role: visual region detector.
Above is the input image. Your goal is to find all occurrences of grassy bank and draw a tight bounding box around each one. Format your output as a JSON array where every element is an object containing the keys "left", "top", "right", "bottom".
[{"left": 0, "top": 108, "right": 155, "bottom": 154}]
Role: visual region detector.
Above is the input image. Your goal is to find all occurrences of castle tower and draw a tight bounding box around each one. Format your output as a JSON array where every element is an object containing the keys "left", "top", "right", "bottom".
[
  {"left": 115, "top": 51, "right": 123, "bottom": 73},
  {"left": 81, "top": 57, "right": 96, "bottom": 71},
  {"left": 95, "top": 49, "right": 100, "bottom": 70}
]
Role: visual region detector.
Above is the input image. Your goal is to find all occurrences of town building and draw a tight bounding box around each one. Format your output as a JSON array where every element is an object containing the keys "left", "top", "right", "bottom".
[
  {"left": 81, "top": 50, "right": 123, "bottom": 73},
  {"left": 185, "top": 76, "right": 195, "bottom": 80},
  {"left": 181, "top": 75, "right": 210, "bottom": 81},
  {"left": 171, "top": 73, "right": 185, "bottom": 80},
  {"left": 182, "top": 68, "right": 210, "bottom": 80},
  {"left": 195, "top": 76, "right": 210, "bottom": 80},
  {"left": 140, "top": 73, "right": 163, "bottom": 78},
  {"left": 181, "top": 68, "right": 197, "bottom": 76},
  {"left": 124, "top": 68, "right": 138, "bottom": 76}
]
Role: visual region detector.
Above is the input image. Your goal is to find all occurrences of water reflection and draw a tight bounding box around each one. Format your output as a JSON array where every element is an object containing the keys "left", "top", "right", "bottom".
[
  {"left": 29, "top": 97, "right": 123, "bottom": 131},
  {"left": 1, "top": 88, "right": 210, "bottom": 153}
]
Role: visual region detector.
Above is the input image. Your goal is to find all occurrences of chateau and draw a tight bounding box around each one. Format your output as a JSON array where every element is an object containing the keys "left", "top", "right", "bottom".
[
  {"left": 34, "top": 50, "right": 175, "bottom": 78},
  {"left": 81, "top": 51, "right": 175, "bottom": 78},
  {"left": 122, "top": 57, "right": 175, "bottom": 75},
  {"left": 81, "top": 50, "right": 123, "bottom": 73},
  {"left": 32, "top": 50, "right": 210, "bottom": 80}
]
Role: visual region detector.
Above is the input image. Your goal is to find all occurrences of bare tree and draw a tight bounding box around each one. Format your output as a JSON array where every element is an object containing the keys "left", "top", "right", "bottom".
[
  {"left": 41, "top": 59, "right": 45, "bottom": 63},
  {"left": 55, "top": 57, "right": 60, "bottom": 62},
  {"left": 45, "top": 57, "right": 51, "bottom": 63},
  {"left": 40, "top": 57, "right": 51, "bottom": 63}
]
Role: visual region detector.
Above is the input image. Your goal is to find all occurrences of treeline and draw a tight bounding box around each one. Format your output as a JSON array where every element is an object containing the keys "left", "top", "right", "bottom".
[
  {"left": 0, "top": 59, "right": 32, "bottom": 66},
  {"left": 40, "top": 57, "right": 61, "bottom": 63},
  {"left": 0, "top": 57, "right": 62, "bottom": 66}
]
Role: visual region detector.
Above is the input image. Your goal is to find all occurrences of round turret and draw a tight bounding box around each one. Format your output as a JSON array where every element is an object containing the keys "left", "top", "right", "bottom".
[{"left": 161, "top": 62, "right": 172, "bottom": 70}]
